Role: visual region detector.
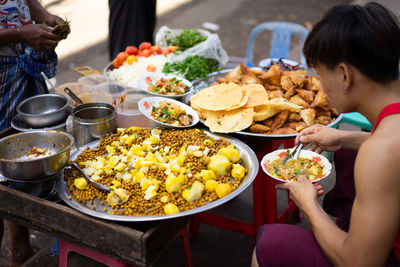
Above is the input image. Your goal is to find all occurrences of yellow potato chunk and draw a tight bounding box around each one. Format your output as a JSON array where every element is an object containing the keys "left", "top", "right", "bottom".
[
  {"left": 207, "top": 154, "right": 231, "bottom": 176},
  {"left": 165, "top": 174, "right": 185, "bottom": 193},
  {"left": 74, "top": 178, "right": 87, "bottom": 190},
  {"left": 205, "top": 179, "right": 218, "bottom": 192},
  {"left": 164, "top": 203, "right": 180, "bottom": 215},
  {"left": 231, "top": 164, "right": 246, "bottom": 180},
  {"left": 215, "top": 183, "right": 232, "bottom": 198},
  {"left": 182, "top": 181, "right": 204, "bottom": 202},
  {"left": 218, "top": 146, "right": 240, "bottom": 163},
  {"left": 200, "top": 169, "right": 216, "bottom": 181}
]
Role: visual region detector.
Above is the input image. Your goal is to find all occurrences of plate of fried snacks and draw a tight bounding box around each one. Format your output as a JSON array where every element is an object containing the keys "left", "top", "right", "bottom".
[
  {"left": 137, "top": 73, "right": 192, "bottom": 99},
  {"left": 57, "top": 128, "right": 258, "bottom": 221},
  {"left": 138, "top": 97, "right": 199, "bottom": 128},
  {"left": 188, "top": 64, "right": 342, "bottom": 138},
  {"left": 261, "top": 148, "right": 332, "bottom": 183}
]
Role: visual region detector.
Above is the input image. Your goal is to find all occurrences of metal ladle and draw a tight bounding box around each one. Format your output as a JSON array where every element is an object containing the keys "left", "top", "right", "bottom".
[
  {"left": 64, "top": 87, "right": 84, "bottom": 105},
  {"left": 71, "top": 162, "right": 111, "bottom": 192}
]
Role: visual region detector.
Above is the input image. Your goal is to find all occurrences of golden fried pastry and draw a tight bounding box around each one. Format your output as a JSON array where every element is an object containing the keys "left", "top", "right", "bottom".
[
  {"left": 253, "top": 105, "right": 282, "bottom": 121},
  {"left": 249, "top": 123, "right": 271, "bottom": 134},
  {"left": 309, "top": 76, "right": 322, "bottom": 91},
  {"left": 296, "top": 89, "right": 315, "bottom": 103},
  {"left": 263, "top": 83, "right": 282, "bottom": 90},
  {"left": 284, "top": 87, "right": 297, "bottom": 100},
  {"left": 241, "top": 74, "right": 260, "bottom": 84},
  {"left": 259, "top": 65, "right": 281, "bottom": 86},
  {"left": 271, "top": 109, "right": 290, "bottom": 130},
  {"left": 316, "top": 115, "right": 333, "bottom": 125},
  {"left": 261, "top": 118, "right": 274, "bottom": 127},
  {"left": 281, "top": 75, "right": 296, "bottom": 91},
  {"left": 310, "top": 89, "right": 330, "bottom": 110},
  {"left": 268, "top": 90, "right": 285, "bottom": 99},
  {"left": 316, "top": 108, "right": 332, "bottom": 117},
  {"left": 271, "top": 127, "right": 297, "bottom": 135},
  {"left": 225, "top": 65, "right": 242, "bottom": 80},
  {"left": 300, "top": 108, "right": 317, "bottom": 126},
  {"left": 290, "top": 94, "right": 309, "bottom": 108},
  {"left": 284, "top": 121, "right": 307, "bottom": 130},
  {"left": 288, "top": 112, "right": 302, "bottom": 122},
  {"left": 289, "top": 72, "right": 308, "bottom": 88}
]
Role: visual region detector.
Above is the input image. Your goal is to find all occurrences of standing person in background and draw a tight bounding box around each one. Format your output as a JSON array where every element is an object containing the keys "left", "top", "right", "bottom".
[
  {"left": 108, "top": 0, "right": 157, "bottom": 60},
  {"left": 0, "top": 1, "right": 68, "bottom": 265}
]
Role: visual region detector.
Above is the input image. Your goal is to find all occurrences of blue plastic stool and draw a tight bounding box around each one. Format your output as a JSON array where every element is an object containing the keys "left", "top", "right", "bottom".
[{"left": 245, "top": 21, "right": 309, "bottom": 67}]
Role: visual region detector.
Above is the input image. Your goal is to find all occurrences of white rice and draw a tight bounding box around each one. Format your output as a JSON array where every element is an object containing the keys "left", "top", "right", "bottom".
[{"left": 107, "top": 54, "right": 171, "bottom": 90}]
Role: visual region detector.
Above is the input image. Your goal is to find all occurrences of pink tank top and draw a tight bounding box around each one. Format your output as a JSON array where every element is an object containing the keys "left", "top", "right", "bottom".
[{"left": 371, "top": 103, "right": 400, "bottom": 261}]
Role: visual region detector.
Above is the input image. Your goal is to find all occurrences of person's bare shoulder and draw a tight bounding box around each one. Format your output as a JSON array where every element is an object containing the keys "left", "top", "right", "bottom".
[{"left": 355, "top": 117, "right": 400, "bottom": 194}]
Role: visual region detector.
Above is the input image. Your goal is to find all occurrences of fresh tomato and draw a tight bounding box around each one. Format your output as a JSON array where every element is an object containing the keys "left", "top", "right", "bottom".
[
  {"left": 161, "top": 48, "right": 170, "bottom": 55},
  {"left": 139, "top": 42, "right": 152, "bottom": 51},
  {"left": 168, "top": 46, "right": 180, "bottom": 52},
  {"left": 151, "top": 45, "right": 161, "bottom": 54},
  {"left": 146, "top": 64, "right": 156, "bottom": 72},
  {"left": 116, "top": 52, "right": 129, "bottom": 64},
  {"left": 140, "top": 49, "right": 152, "bottom": 57},
  {"left": 125, "top": 46, "right": 138, "bottom": 55},
  {"left": 127, "top": 55, "right": 137, "bottom": 65},
  {"left": 113, "top": 58, "right": 120, "bottom": 68},
  {"left": 145, "top": 77, "right": 152, "bottom": 83}
]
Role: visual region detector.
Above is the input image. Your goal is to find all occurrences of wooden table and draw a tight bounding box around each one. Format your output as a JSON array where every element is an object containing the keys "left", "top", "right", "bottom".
[{"left": 0, "top": 184, "right": 192, "bottom": 266}]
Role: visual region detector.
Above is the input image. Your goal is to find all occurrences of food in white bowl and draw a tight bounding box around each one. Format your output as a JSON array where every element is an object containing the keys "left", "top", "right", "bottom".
[
  {"left": 261, "top": 148, "right": 332, "bottom": 183},
  {"left": 138, "top": 97, "right": 199, "bottom": 128},
  {"left": 137, "top": 73, "right": 192, "bottom": 99}
]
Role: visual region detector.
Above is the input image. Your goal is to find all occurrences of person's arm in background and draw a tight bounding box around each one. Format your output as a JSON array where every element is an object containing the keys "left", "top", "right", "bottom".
[
  {"left": 27, "top": 0, "right": 65, "bottom": 27},
  {"left": 0, "top": 0, "right": 64, "bottom": 50}
]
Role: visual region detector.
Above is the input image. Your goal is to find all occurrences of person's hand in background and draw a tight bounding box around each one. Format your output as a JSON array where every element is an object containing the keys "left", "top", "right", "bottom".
[{"left": 19, "top": 24, "right": 60, "bottom": 50}]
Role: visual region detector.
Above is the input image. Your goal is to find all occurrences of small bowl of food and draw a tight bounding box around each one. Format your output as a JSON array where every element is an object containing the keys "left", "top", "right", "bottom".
[
  {"left": 260, "top": 148, "right": 332, "bottom": 183},
  {"left": 137, "top": 73, "right": 192, "bottom": 99},
  {"left": 138, "top": 96, "right": 199, "bottom": 128}
]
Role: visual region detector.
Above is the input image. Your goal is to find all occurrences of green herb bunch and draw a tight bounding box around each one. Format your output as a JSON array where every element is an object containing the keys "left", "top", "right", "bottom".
[
  {"left": 162, "top": 56, "right": 220, "bottom": 81},
  {"left": 166, "top": 29, "right": 207, "bottom": 51}
]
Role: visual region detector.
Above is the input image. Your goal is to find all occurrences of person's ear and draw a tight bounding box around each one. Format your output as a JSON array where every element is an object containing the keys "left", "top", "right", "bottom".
[{"left": 338, "top": 63, "right": 352, "bottom": 93}]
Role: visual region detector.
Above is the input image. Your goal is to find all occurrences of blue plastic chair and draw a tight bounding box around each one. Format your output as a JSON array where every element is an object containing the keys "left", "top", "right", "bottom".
[
  {"left": 246, "top": 21, "right": 309, "bottom": 67},
  {"left": 335, "top": 112, "right": 373, "bottom": 131}
]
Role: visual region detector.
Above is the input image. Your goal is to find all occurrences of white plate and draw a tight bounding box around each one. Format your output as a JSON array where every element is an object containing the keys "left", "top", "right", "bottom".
[
  {"left": 260, "top": 148, "right": 332, "bottom": 183},
  {"left": 138, "top": 96, "right": 199, "bottom": 128},
  {"left": 258, "top": 58, "right": 300, "bottom": 69},
  {"left": 137, "top": 73, "right": 192, "bottom": 99}
]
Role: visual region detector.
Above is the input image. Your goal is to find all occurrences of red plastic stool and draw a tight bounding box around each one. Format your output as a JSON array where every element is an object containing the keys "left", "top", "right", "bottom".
[{"left": 59, "top": 226, "right": 194, "bottom": 267}]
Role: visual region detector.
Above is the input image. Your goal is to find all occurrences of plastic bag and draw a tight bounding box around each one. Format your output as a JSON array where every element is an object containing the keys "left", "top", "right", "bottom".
[{"left": 155, "top": 26, "right": 229, "bottom": 65}]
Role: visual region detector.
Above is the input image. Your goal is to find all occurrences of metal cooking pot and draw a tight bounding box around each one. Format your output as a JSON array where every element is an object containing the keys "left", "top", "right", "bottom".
[
  {"left": 0, "top": 131, "right": 74, "bottom": 181},
  {"left": 68, "top": 103, "right": 116, "bottom": 147}
]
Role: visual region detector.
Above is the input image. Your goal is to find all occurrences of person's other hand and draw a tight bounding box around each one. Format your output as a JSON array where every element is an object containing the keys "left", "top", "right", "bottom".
[
  {"left": 276, "top": 175, "right": 319, "bottom": 212},
  {"left": 19, "top": 24, "right": 59, "bottom": 51},
  {"left": 295, "top": 124, "right": 342, "bottom": 154},
  {"left": 42, "top": 14, "right": 65, "bottom": 27}
]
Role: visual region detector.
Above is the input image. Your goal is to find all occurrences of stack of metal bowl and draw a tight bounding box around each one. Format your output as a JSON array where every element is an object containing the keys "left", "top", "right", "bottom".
[
  {"left": 0, "top": 131, "right": 74, "bottom": 197},
  {"left": 12, "top": 94, "right": 71, "bottom": 131}
]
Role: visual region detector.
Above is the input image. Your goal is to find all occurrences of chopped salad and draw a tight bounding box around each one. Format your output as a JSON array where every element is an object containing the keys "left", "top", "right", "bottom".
[{"left": 146, "top": 77, "right": 188, "bottom": 95}]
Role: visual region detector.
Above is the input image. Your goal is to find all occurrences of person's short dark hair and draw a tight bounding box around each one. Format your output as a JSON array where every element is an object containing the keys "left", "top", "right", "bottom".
[{"left": 303, "top": 2, "right": 400, "bottom": 84}]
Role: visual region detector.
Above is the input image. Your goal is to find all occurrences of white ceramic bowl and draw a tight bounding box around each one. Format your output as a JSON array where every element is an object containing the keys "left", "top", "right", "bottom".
[
  {"left": 260, "top": 148, "right": 332, "bottom": 183},
  {"left": 137, "top": 73, "right": 192, "bottom": 99},
  {"left": 138, "top": 96, "right": 199, "bottom": 128}
]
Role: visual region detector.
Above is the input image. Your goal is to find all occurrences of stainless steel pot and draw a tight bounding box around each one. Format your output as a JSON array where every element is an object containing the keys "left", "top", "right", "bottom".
[
  {"left": 0, "top": 131, "right": 74, "bottom": 181},
  {"left": 69, "top": 103, "right": 116, "bottom": 147}
]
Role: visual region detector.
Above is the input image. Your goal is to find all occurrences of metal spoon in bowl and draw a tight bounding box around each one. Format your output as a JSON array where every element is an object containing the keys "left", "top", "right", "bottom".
[
  {"left": 71, "top": 162, "right": 111, "bottom": 192},
  {"left": 282, "top": 143, "right": 303, "bottom": 165}
]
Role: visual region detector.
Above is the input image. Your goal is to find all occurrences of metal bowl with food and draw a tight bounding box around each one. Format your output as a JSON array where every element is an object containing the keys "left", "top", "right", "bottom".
[
  {"left": 0, "top": 131, "right": 74, "bottom": 181},
  {"left": 17, "top": 94, "right": 70, "bottom": 128}
]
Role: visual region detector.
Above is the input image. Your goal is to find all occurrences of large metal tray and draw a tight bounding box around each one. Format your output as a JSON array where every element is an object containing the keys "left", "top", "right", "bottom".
[
  {"left": 57, "top": 130, "right": 258, "bottom": 222},
  {"left": 184, "top": 68, "right": 342, "bottom": 140}
]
